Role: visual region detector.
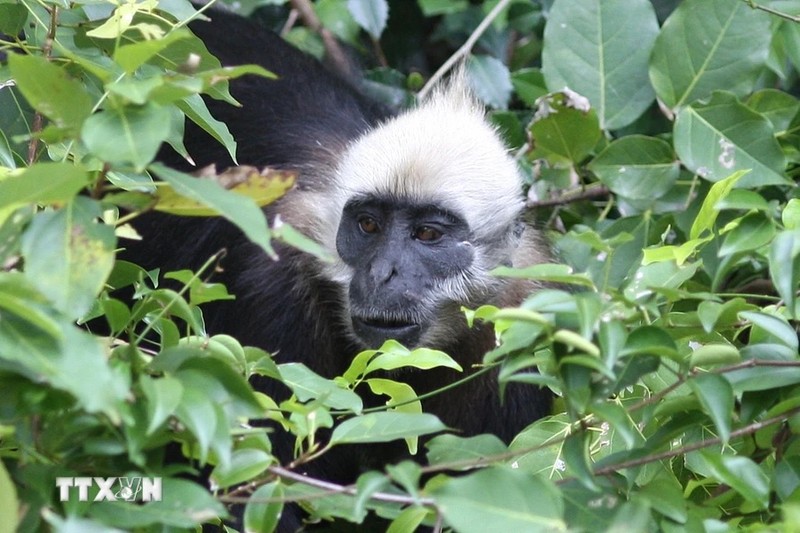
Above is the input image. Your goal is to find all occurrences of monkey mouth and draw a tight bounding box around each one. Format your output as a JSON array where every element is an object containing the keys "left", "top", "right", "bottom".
[{"left": 351, "top": 314, "right": 422, "bottom": 347}]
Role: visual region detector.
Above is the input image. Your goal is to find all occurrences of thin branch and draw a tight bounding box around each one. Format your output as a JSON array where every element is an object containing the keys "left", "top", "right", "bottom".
[
  {"left": 221, "top": 465, "right": 438, "bottom": 508},
  {"left": 289, "top": 0, "right": 353, "bottom": 78},
  {"left": 744, "top": 0, "right": 800, "bottom": 22},
  {"left": 418, "top": 0, "right": 513, "bottom": 99},
  {"left": 591, "top": 405, "right": 800, "bottom": 477},
  {"left": 526, "top": 184, "right": 610, "bottom": 209},
  {"left": 27, "top": 5, "right": 58, "bottom": 165}
]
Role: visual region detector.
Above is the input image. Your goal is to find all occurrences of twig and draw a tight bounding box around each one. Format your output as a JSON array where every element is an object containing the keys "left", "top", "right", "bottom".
[
  {"left": 744, "top": 0, "right": 800, "bottom": 22},
  {"left": 526, "top": 184, "right": 610, "bottom": 209},
  {"left": 221, "top": 465, "right": 438, "bottom": 507},
  {"left": 27, "top": 5, "right": 58, "bottom": 165},
  {"left": 418, "top": 0, "right": 513, "bottom": 99},
  {"left": 289, "top": 0, "right": 353, "bottom": 78},
  {"left": 591, "top": 405, "right": 800, "bottom": 477}
]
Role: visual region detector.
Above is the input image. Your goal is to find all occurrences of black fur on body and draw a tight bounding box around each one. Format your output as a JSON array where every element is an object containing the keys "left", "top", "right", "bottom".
[{"left": 124, "top": 7, "right": 551, "bottom": 528}]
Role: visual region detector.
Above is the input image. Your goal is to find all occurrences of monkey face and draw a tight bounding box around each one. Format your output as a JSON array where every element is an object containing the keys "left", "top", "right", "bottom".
[{"left": 335, "top": 195, "right": 476, "bottom": 349}]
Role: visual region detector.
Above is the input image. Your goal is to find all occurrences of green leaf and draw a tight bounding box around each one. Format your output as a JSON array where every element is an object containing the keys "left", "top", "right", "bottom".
[
  {"left": 346, "top": 0, "right": 388, "bottom": 38},
  {"left": 0, "top": 163, "right": 90, "bottom": 209},
  {"left": 769, "top": 230, "right": 800, "bottom": 318},
  {"left": 271, "top": 218, "right": 334, "bottom": 262},
  {"left": 149, "top": 163, "right": 275, "bottom": 259},
  {"left": 511, "top": 68, "right": 547, "bottom": 108},
  {"left": 90, "top": 478, "right": 228, "bottom": 528},
  {"left": 279, "top": 362, "right": 363, "bottom": 412},
  {"left": 210, "top": 448, "right": 272, "bottom": 488},
  {"left": 353, "top": 472, "right": 390, "bottom": 522},
  {"left": 688, "top": 373, "right": 733, "bottom": 443},
  {"left": 674, "top": 93, "right": 788, "bottom": 188},
  {"left": 689, "top": 343, "right": 741, "bottom": 367},
  {"left": 317, "top": 0, "right": 360, "bottom": 42},
  {"left": 82, "top": 103, "right": 171, "bottom": 171},
  {"left": 140, "top": 375, "right": 183, "bottom": 435},
  {"left": 697, "top": 298, "right": 755, "bottom": 333},
  {"left": 113, "top": 29, "right": 192, "bottom": 73},
  {"left": 8, "top": 54, "right": 93, "bottom": 133},
  {"left": 365, "top": 378, "right": 420, "bottom": 413},
  {"left": 363, "top": 342, "right": 462, "bottom": 374},
  {"left": 699, "top": 452, "right": 770, "bottom": 509},
  {"left": 528, "top": 90, "right": 602, "bottom": 167},
  {"left": 588, "top": 136, "right": 679, "bottom": 201},
  {"left": 177, "top": 94, "right": 237, "bottom": 164},
  {"left": 172, "top": 375, "right": 221, "bottom": 465},
  {"left": 0, "top": 3, "right": 27, "bottom": 35},
  {"left": 433, "top": 467, "right": 565, "bottom": 532},
  {"left": 417, "top": 0, "right": 468, "bottom": 16},
  {"left": 426, "top": 434, "right": 508, "bottom": 467},
  {"left": 726, "top": 353, "right": 800, "bottom": 392},
  {"left": 606, "top": 500, "right": 651, "bottom": 533},
  {"left": 20, "top": 198, "right": 116, "bottom": 320},
  {"left": 542, "top": 0, "right": 658, "bottom": 129},
  {"left": 0, "top": 458, "right": 19, "bottom": 533},
  {"left": 637, "top": 477, "right": 687, "bottom": 524},
  {"left": 0, "top": 312, "right": 128, "bottom": 423},
  {"left": 690, "top": 169, "right": 746, "bottom": 240},
  {"left": 775, "top": 457, "right": 800, "bottom": 502},
  {"left": 783, "top": 199, "right": 800, "bottom": 230},
  {"left": 649, "top": 0, "right": 772, "bottom": 110},
  {"left": 740, "top": 311, "right": 798, "bottom": 350},
  {"left": 243, "top": 481, "right": 283, "bottom": 533},
  {"left": 746, "top": 89, "right": 800, "bottom": 133},
  {"left": 493, "top": 263, "right": 594, "bottom": 288},
  {"left": 718, "top": 213, "right": 775, "bottom": 256},
  {"left": 330, "top": 412, "right": 446, "bottom": 445},
  {"left": 387, "top": 506, "right": 429, "bottom": 533},
  {"left": 467, "top": 54, "right": 512, "bottom": 109}
]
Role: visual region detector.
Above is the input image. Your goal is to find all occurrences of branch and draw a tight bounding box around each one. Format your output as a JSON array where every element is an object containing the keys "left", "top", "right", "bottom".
[
  {"left": 526, "top": 184, "right": 610, "bottom": 209},
  {"left": 591, "top": 405, "right": 800, "bottom": 477},
  {"left": 417, "top": 0, "right": 513, "bottom": 100},
  {"left": 289, "top": 0, "right": 354, "bottom": 78},
  {"left": 27, "top": 5, "right": 58, "bottom": 165},
  {"left": 221, "top": 465, "right": 438, "bottom": 508},
  {"left": 744, "top": 0, "right": 800, "bottom": 22}
]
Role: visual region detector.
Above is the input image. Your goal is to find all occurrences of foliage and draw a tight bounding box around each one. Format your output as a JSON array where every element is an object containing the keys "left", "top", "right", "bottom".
[{"left": 1, "top": 0, "right": 800, "bottom": 531}]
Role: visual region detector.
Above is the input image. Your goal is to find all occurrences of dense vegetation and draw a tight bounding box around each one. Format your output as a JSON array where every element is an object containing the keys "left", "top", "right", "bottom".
[{"left": 1, "top": 0, "right": 800, "bottom": 530}]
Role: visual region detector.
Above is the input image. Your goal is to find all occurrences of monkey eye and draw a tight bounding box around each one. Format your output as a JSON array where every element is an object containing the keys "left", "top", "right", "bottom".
[
  {"left": 414, "top": 225, "right": 442, "bottom": 242},
  {"left": 358, "top": 215, "right": 380, "bottom": 234}
]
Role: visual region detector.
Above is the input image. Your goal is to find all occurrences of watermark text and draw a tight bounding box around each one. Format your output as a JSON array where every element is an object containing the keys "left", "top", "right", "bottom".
[{"left": 56, "top": 477, "right": 162, "bottom": 502}]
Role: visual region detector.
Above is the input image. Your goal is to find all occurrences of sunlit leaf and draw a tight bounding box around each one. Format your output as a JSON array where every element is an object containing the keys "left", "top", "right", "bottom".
[
  {"left": 649, "top": 0, "right": 771, "bottom": 110},
  {"left": 542, "top": 0, "right": 658, "bottom": 129},
  {"left": 433, "top": 467, "right": 565, "bottom": 532}
]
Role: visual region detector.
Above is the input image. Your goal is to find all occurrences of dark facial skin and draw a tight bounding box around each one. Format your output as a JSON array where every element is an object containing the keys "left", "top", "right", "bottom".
[{"left": 335, "top": 195, "right": 475, "bottom": 348}]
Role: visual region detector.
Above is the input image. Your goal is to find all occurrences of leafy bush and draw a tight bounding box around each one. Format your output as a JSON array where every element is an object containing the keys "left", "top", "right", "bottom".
[{"left": 2, "top": 0, "right": 800, "bottom": 531}]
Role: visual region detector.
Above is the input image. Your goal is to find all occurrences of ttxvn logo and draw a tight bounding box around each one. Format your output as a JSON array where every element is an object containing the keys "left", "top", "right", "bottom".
[{"left": 56, "top": 477, "right": 162, "bottom": 502}]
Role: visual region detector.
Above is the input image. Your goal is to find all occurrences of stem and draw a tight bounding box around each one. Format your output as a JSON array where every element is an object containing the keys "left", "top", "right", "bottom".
[
  {"left": 289, "top": 0, "right": 353, "bottom": 78},
  {"left": 526, "top": 184, "right": 610, "bottom": 209},
  {"left": 591, "top": 406, "right": 800, "bottom": 477},
  {"left": 744, "top": 0, "right": 800, "bottom": 22},
  {"left": 26, "top": 4, "right": 58, "bottom": 165},
  {"left": 418, "top": 0, "right": 512, "bottom": 99},
  {"left": 132, "top": 250, "right": 226, "bottom": 345},
  {"left": 221, "top": 465, "right": 438, "bottom": 508}
]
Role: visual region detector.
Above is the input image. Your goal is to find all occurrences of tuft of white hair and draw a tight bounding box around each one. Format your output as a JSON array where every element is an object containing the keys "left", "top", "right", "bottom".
[{"left": 316, "top": 71, "right": 524, "bottom": 254}]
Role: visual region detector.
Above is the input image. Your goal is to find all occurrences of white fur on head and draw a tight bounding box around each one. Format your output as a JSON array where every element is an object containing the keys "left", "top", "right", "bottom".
[{"left": 324, "top": 72, "right": 522, "bottom": 241}]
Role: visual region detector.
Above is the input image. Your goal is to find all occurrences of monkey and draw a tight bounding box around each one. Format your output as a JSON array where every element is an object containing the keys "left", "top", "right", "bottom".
[{"left": 123, "top": 6, "right": 552, "bottom": 529}]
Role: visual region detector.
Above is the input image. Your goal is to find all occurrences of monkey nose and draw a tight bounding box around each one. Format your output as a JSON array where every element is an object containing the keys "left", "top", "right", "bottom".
[{"left": 369, "top": 258, "right": 397, "bottom": 285}]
